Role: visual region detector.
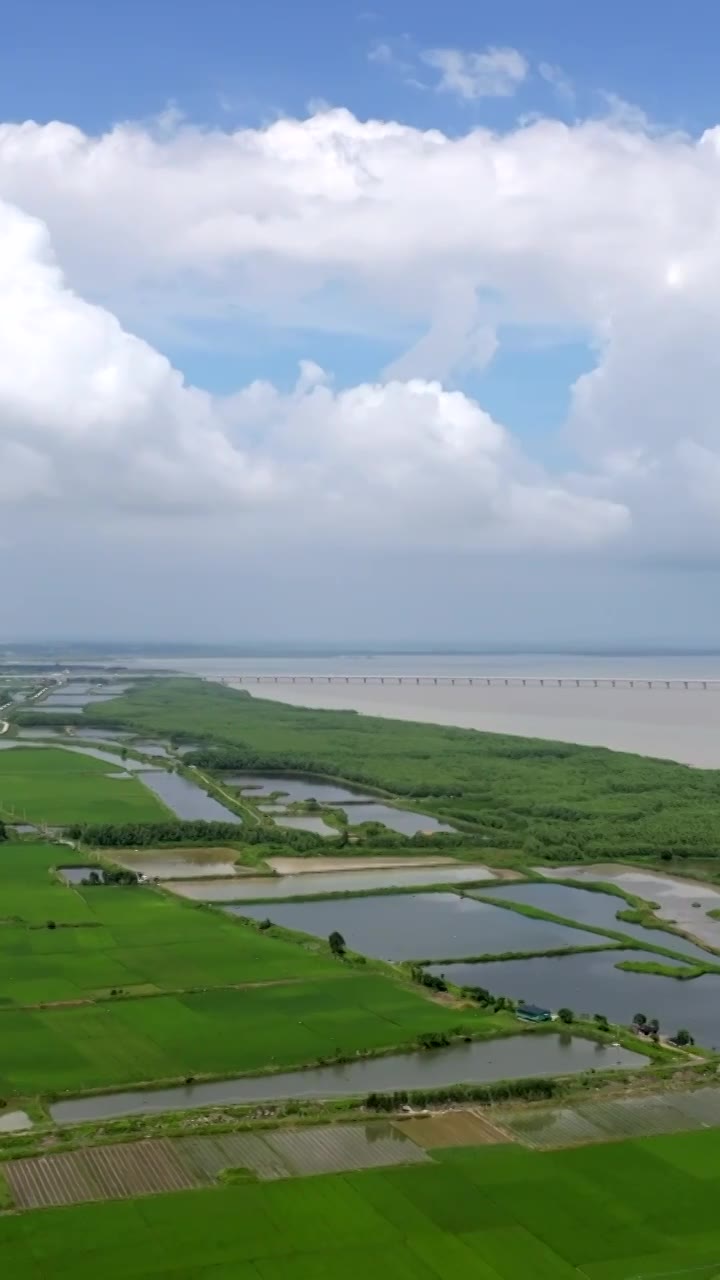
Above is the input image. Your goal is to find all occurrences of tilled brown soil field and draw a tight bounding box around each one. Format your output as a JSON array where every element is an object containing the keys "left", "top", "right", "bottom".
[{"left": 394, "top": 1108, "right": 510, "bottom": 1149}]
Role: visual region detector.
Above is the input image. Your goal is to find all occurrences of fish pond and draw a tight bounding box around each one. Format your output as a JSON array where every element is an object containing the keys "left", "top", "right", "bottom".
[
  {"left": 478, "top": 881, "right": 716, "bottom": 963},
  {"left": 137, "top": 771, "right": 242, "bottom": 823},
  {"left": 226, "top": 891, "right": 606, "bottom": 958},
  {"left": 167, "top": 866, "right": 497, "bottom": 902},
  {"left": 427, "top": 950, "right": 720, "bottom": 1049},
  {"left": 331, "top": 803, "right": 456, "bottom": 835},
  {"left": 542, "top": 864, "right": 720, "bottom": 952},
  {"left": 49, "top": 1034, "right": 647, "bottom": 1123},
  {"left": 225, "top": 773, "right": 374, "bottom": 803}
]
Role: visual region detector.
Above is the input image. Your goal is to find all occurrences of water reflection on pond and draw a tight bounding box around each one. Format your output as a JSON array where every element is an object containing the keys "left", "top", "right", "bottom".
[
  {"left": 138, "top": 771, "right": 242, "bottom": 823},
  {"left": 227, "top": 891, "right": 603, "bottom": 957},
  {"left": 542, "top": 865, "right": 720, "bottom": 953},
  {"left": 168, "top": 866, "right": 496, "bottom": 902},
  {"left": 50, "top": 1034, "right": 647, "bottom": 1123},
  {"left": 479, "top": 882, "right": 715, "bottom": 963},
  {"left": 225, "top": 774, "right": 373, "bottom": 803},
  {"left": 332, "top": 803, "right": 455, "bottom": 835},
  {"left": 428, "top": 950, "right": 720, "bottom": 1050}
]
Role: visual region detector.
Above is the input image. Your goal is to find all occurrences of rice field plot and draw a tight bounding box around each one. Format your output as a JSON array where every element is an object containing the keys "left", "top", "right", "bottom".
[
  {"left": 573, "top": 1096, "right": 695, "bottom": 1140},
  {"left": 0, "top": 973, "right": 472, "bottom": 1096},
  {"left": 177, "top": 1132, "right": 291, "bottom": 1181},
  {"left": 262, "top": 1122, "right": 428, "bottom": 1176},
  {"left": 6, "top": 1130, "right": 720, "bottom": 1277},
  {"left": 5, "top": 1139, "right": 202, "bottom": 1210},
  {"left": 0, "top": 881, "right": 344, "bottom": 1006},
  {"left": 395, "top": 1108, "right": 510, "bottom": 1149},
  {"left": 501, "top": 1106, "right": 609, "bottom": 1149},
  {"left": 0, "top": 748, "right": 169, "bottom": 825},
  {"left": 0, "top": 843, "right": 96, "bottom": 924},
  {"left": 502, "top": 1087, "right": 720, "bottom": 1150}
]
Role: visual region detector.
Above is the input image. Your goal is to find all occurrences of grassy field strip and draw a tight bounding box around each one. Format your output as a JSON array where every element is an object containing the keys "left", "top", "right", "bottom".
[
  {"left": 5, "top": 1129, "right": 720, "bottom": 1276},
  {"left": 0, "top": 748, "right": 170, "bottom": 825},
  {"left": 0, "top": 974, "right": 485, "bottom": 1097}
]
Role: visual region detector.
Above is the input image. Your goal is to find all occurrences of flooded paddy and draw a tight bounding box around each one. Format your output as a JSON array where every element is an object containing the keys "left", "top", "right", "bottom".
[
  {"left": 428, "top": 949, "right": 720, "bottom": 1049},
  {"left": 50, "top": 1034, "right": 647, "bottom": 1123},
  {"left": 225, "top": 773, "right": 373, "bottom": 803},
  {"left": 137, "top": 771, "right": 242, "bottom": 823},
  {"left": 0, "top": 1110, "right": 32, "bottom": 1134},
  {"left": 542, "top": 864, "right": 720, "bottom": 951},
  {"left": 479, "top": 881, "right": 716, "bottom": 963},
  {"left": 167, "top": 865, "right": 497, "bottom": 903},
  {"left": 226, "top": 891, "right": 606, "bottom": 958},
  {"left": 114, "top": 849, "right": 243, "bottom": 880},
  {"left": 264, "top": 855, "right": 459, "bottom": 874}
]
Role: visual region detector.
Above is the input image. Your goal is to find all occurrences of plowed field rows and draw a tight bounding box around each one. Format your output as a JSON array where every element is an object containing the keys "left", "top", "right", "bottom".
[
  {"left": 6, "top": 1138, "right": 200, "bottom": 1209},
  {"left": 265, "top": 1122, "right": 428, "bottom": 1175},
  {"left": 4, "top": 1121, "right": 428, "bottom": 1210}
]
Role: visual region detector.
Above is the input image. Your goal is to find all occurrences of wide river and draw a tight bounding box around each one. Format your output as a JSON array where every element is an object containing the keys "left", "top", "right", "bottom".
[{"left": 138, "top": 652, "right": 720, "bottom": 768}]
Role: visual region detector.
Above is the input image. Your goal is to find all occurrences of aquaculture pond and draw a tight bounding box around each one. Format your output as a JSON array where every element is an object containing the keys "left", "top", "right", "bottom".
[
  {"left": 427, "top": 950, "right": 720, "bottom": 1050},
  {"left": 542, "top": 865, "right": 720, "bottom": 952},
  {"left": 167, "top": 865, "right": 497, "bottom": 902},
  {"left": 333, "top": 803, "right": 456, "bottom": 835},
  {"left": 479, "top": 882, "right": 716, "bottom": 963},
  {"left": 137, "top": 771, "right": 242, "bottom": 823},
  {"left": 49, "top": 1034, "right": 647, "bottom": 1123},
  {"left": 227, "top": 891, "right": 606, "bottom": 959},
  {"left": 225, "top": 773, "right": 374, "bottom": 803},
  {"left": 69, "top": 729, "right": 132, "bottom": 743}
]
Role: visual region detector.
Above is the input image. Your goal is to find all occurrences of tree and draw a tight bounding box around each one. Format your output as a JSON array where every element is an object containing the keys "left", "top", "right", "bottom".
[
  {"left": 328, "top": 931, "right": 346, "bottom": 957},
  {"left": 557, "top": 1007, "right": 574, "bottom": 1024},
  {"left": 674, "top": 1028, "right": 693, "bottom": 1046},
  {"left": 632, "top": 1012, "right": 647, "bottom": 1027},
  {"left": 593, "top": 1013, "right": 609, "bottom": 1031},
  {"left": 648, "top": 1018, "right": 660, "bottom": 1034}
]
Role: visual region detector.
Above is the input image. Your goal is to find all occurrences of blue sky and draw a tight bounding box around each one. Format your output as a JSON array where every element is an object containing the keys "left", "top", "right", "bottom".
[
  {"left": 3, "top": 0, "right": 719, "bottom": 137},
  {"left": 2, "top": 1, "right": 720, "bottom": 643}
]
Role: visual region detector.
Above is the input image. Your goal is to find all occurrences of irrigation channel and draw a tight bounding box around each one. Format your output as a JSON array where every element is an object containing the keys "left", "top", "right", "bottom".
[{"left": 50, "top": 1035, "right": 646, "bottom": 1123}]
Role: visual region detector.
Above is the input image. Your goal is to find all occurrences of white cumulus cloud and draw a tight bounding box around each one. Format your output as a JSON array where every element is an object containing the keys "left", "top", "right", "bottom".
[
  {"left": 2, "top": 104, "right": 720, "bottom": 560},
  {"left": 0, "top": 196, "right": 619, "bottom": 553}
]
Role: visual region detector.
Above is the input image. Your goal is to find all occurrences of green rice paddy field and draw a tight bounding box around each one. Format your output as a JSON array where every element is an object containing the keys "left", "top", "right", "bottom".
[
  {"left": 0, "top": 749, "right": 169, "bottom": 825},
  {"left": 4, "top": 1131, "right": 720, "bottom": 1278},
  {"left": 0, "top": 845, "right": 487, "bottom": 1097}
]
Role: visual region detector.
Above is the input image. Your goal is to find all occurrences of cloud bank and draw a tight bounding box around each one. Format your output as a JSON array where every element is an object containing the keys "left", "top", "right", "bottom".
[{"left": 1, "top": 104, "right": 720, "bottom": 564}]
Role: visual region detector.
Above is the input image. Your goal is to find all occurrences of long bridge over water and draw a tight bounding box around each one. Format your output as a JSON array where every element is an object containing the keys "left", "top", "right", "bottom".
[{"left": 223, "top": 674, "right": 720, "bottom": 690}]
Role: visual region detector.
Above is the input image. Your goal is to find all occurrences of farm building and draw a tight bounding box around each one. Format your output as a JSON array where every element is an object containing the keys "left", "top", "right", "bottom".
[{"left": 516, "top": 1003, "right": 552, "bottom": 1023}]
